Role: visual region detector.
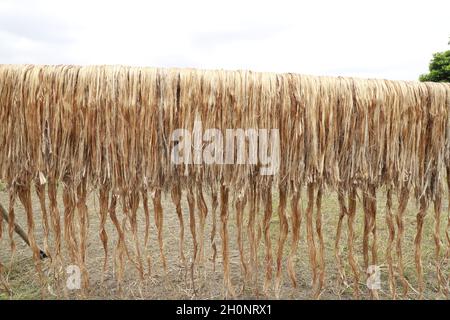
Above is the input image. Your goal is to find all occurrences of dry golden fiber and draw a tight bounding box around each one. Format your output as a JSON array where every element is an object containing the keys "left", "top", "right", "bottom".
[
  {"left": 385, "top": 188, "right": 396, "bottom": 299},
  {"left": 0, "top": 65, "right": 449, "bottom": 299},
  {"left": 287, "top": 188, "right": 301, "bottom": 288},
  {"left": 335, "top": 187, "right": 348, "bottom": 290}
]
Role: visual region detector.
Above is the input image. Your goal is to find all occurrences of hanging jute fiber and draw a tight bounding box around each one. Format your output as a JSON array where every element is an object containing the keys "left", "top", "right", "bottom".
[{"left": 0, "top": 65, "right": 449, "bottom": 299}]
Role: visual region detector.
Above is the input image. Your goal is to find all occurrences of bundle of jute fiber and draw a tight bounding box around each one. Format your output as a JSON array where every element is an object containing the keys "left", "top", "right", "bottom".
[{"left": 0, "top": 65, "right": 449, "bottom": 299}]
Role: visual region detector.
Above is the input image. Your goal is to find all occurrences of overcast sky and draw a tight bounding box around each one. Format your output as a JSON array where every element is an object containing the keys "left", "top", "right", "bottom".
[{"left": 0, "top": 0, "right": 449, "bottom": 80}]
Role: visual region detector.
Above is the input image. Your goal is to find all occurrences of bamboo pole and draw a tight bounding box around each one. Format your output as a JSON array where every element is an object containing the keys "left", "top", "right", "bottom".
[{"left": 0, "top": 203, "right": 47, "bottom": 259}]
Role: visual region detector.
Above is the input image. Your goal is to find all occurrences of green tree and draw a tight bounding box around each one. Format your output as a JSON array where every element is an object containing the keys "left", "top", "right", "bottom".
[{"left": 419, "top": 39, "right": 450, "bottom": 82}]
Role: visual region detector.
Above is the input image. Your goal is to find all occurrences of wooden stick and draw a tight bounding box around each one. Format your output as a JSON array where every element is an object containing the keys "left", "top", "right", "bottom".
[{"left": 0, "top": 203, "right": 47, "bottom": 259}]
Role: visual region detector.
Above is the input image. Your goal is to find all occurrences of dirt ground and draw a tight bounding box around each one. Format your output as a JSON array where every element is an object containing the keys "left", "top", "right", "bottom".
[{"left": 0, "top": 185, "right": 448, "bottom": 300}]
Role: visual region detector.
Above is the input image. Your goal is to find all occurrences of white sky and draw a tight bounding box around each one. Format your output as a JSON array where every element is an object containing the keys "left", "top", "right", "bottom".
[{"left": 0, "top": 0, "right": 449, "bottom": 80}]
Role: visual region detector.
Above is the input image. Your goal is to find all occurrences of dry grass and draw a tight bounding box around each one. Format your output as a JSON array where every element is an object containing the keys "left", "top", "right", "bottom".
[{"left": 0, "top": 187, "right": 447, "bottom": 300}]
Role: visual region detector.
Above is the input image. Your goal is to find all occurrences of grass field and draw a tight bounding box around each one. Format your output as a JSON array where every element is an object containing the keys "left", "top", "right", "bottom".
[{"left": 0, "top": 185, "right": 448, "bottom": 300}]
